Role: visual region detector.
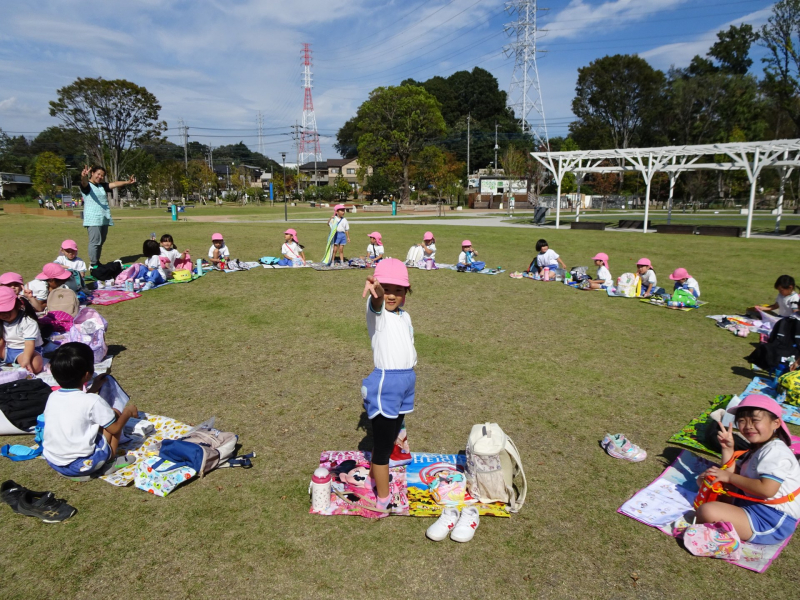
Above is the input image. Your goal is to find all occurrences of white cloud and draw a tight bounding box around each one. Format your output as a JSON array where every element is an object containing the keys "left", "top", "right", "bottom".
[{"left": 0, "top": 97, "right": 17, "bottom": 111}]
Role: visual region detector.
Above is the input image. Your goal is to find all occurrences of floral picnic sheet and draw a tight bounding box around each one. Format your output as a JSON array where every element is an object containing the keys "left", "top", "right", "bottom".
[{"left": 618, "top": 450, "right": 795, "bottom": 573}]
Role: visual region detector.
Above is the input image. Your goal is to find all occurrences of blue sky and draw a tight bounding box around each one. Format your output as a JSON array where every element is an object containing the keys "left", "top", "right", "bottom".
[{"left": 0, "top": 0, "right": 777, "bottom": 166}]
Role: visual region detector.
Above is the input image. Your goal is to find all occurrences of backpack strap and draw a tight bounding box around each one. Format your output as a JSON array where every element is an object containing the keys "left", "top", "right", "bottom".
[
  {"left": 1, "top": 443, "right": 43, "bottom": 462},
  {"left": 718, "top": 450, "right": 800, "bottom": 505},
  {"left": 504, "top": 437, "right": 527, "bottom": 512}
]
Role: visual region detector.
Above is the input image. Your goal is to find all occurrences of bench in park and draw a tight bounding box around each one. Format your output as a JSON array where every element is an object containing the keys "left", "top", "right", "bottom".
[
  {"left": 656, "top": 224, "right": 696, "bottom": 235},
  {"left": 617, "top": 220, "right": 651, "bottom": 229},
  {"left": 695, "top": 225, "right": 742, "bottom": 237},
  {"left": 570, "top": 221, "right": 605, "bottom": 230}
]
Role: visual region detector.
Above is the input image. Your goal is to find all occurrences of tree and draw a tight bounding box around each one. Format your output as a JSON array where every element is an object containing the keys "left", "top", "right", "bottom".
[
  {"left": 570, "top": 54, "right": 666, "bottom": 150},
  {"left": 414, "top": 146, "right": 462, "bottom": 202},
  {"left": 49, "top": 77, "right": 167, "bottom": 206},
  {"left": 760, "top": 0, "right": 800, "bottom": 135},
  {"left": 363, "top": 167, "right": 399, "bottom": 200},
  {"left": 32, "top": 152, "right": 67, "bottom": 200},
  {"left": 354, "top": 85, "right": 446, "bottom": 203},
  {"left": 333, "top": 175, "right": 352, "bottom": 200},
  {"left": 710, "top": 24, "right": 757, "bottom": 75},
  {"left": 334, "top": 117, "right": 360, "bottom": 158}
]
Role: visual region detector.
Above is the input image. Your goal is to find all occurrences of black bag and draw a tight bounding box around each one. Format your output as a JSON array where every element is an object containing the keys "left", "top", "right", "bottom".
[
  {"left": 746, "top": 316, "right": 800, "bottom": 371},
  {"left": 91, "top": 260, "right": 123, "bottom": 281},
  {"left": 570, "top": 266, "right": 590, "bottom": 283},
  {"left": 0, "top": 379, "right": 52, "bottom": 430}
]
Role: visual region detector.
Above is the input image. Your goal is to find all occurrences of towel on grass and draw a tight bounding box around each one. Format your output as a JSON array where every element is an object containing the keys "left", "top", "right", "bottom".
[
  {"left": 640, "top": 298, "right": 708, "bottom": 311},
  {"left": 89, "top": 290, "right": 142, "bottom": 305},
  {"left": 618, "top": 449, "right": 795, "bottom": 573}
]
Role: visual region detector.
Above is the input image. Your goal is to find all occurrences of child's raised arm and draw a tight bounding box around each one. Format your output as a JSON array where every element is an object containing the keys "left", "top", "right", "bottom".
[{"left": 362, "top": 275, "right": 384, "bottom": 311}]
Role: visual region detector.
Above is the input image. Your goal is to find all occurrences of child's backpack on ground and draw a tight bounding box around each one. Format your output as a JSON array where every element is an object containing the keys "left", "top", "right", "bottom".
[
  {"left": 615, "top": 273, "right": 640, "bottom": 297},
  {"left": 747, "top": 316, "right": 800, "bottom": 372},
  {"left": 260, "top": 256, "right": 280, "bottom": 265},
  {"left": 405, "top": 245, "right": 424, "bottom": 266},
  {"left": 779, "top": 370, "right": 800, "bottom": 407},
  {"left": 672, "top": 288, "right": 698, "bottom": 306},
  {"left": 91, "top": 260, "right": 124, "bottom": 282},
  {"left": 63, "top": 270, "right": 85, "bottom": 293},
  {"left": 465, "top": 422, "right": 527, "bottom": 512},
  {"left": 570, "top": 266, "right": 590, "bottom": 282},
  {"left": 47, "top": 288, "right": 80, "bottom": 317}
]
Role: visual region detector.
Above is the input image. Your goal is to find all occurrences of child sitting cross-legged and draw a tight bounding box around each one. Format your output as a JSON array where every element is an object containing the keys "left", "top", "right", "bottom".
[
  {"left": 0, "top": 286, "right": 43, "bottom": 374},
  {"left": 763, "top": 275, "right": 799, "bottom": 317},
  {"left": 42, "top": 342, "right": 138, "bottom": 478}
]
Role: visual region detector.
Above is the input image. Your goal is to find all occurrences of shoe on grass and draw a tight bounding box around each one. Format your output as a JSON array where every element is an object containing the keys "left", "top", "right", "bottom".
[
  {"left": 450, "top": 506, "right": 480, "bottom": 542},
  {"left": 1, "top": 480, "right": 29, "bottom": 513},
  {"left": 602, "top": 433, "right": 646, "bottom": 462},
  {"left": 17, "top": 491, "right": 77, "bottom": 523},
  {"left": 426, "top": 507, "right": 461, "bottom": 541}
]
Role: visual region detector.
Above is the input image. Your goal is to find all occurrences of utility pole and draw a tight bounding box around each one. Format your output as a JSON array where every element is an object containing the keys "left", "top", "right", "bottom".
[
  {"left": 281, "top": 152, "right": 287, "bottom": 222},
  {"left": 179, "top": 118, "right": 188, "bottom": 173},
  {"left": 467, "top": 113, "right": 471, "bottom": 186},
  {"left": 257, "top": 112, "right": 264, "bottom": 155},
  {"left": 494, "top": 122, "right": 499, "bottom": 172},
  {"left": 291, "top": 121, "right": 302, "bottom": 196}
]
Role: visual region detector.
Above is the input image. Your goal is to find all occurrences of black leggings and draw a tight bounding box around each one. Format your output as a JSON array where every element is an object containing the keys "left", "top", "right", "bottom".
[{"left": 371, "top": 414, "right": 405, "bottom": 466}]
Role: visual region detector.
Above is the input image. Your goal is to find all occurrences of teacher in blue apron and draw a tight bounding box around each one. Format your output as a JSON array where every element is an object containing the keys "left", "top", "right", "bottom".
[{"left": 79, "top": 165, "right": 136, "bottom": 267}]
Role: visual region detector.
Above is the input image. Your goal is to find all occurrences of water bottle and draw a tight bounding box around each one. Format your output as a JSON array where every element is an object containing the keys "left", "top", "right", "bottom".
[
  {"left": 196, "top": 258, "right": 204, "bottom": 276},
  {"left": 309, "top": 467, "right": 332, "bottom": 512},
  {"left": 425, "top": 257, "right": 433, "bottom": 270},
  {"left": 542, "top": 267, "right": 550, "bottom": 281},
  {"left": 125, "top": 280, "right": 133, "bottom": 292}
]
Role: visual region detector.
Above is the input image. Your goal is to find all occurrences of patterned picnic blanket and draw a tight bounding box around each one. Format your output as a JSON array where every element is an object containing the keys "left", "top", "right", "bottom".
[
  {"left": 89, "top": 290, "right": 142, "bottom": 305},
  {"left": 618, "top": 450, "right": 795, "bottom": 573},
  {"left": 99, "top": 412, "right": 194, "bottom": 486},
  {"left": 639, "top": 298, "right": 708, "bottom": 311},
  {"left": 445, "top": 266, "right": 506, "bottom": 275},
  {"left": 308, "top": 262, "right": 357, "bottom": 271}
]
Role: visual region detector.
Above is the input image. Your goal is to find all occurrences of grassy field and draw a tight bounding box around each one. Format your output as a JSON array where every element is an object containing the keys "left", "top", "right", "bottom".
[{"left": 1, "top": 212, "right": 799, "bottom": 599}]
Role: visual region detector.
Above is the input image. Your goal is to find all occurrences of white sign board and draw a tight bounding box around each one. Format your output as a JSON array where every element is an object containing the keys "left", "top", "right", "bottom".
[{"left": 479, "top": 179, "right": 527, "bottom": 194}]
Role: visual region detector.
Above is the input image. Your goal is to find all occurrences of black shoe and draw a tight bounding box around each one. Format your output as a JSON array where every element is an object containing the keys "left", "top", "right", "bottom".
[
  {"left": 17, "top": 491, "right": 77, "bottom": 523},
  {"left": 1, "top": 480, "right": 28, "bottom": 513}
]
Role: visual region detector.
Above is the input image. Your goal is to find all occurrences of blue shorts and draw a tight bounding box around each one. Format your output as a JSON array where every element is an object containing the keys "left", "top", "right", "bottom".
[
  {"left": 361, "top": 368, "right": 416, "bottom": 418},
  {"left": 47, "top": 435, "right": 112, "bottom": 477},
  {"left": 333, "top": 231, "right": 347, "bottom": 245},
  {"left": 737, "top": 500, "right": 799, "bottom": 544},
  {"left": 3, "top": 346, "right": 43, "bottom": 365}
]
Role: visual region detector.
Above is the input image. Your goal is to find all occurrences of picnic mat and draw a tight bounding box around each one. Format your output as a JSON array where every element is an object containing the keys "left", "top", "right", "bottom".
[
  {"left": 89, "top": 290, "right": 142, "bottom": 305},
  {"left": 640, "top": 298, "right": 708, "bottom": 311},
  {"left": 618, "top": 449, "right": 795, "bottom": 573},
  {"left": 310, "top": 451, "right": 510, "bottom": 518},
  {"left": 445, "top": 266, "right": 506, "bottom": 275},
  {"left": 99, "top": 412, "right": 194, "bottom": 486},
  {"left": 308, "top": 262, "right": 357, "bottom": 271}
]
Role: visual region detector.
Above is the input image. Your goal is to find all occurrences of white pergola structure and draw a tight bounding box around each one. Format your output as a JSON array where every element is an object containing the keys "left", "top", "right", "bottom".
[{"left": 530, "top": 139, "right": 800, "bottom": 238}]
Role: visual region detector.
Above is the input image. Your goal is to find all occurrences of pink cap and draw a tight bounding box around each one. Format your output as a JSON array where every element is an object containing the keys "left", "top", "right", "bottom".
[
  {"left": 211, "top": 233, "right": 224, "bottom": 241},
  {"left": 0, "top": 272, "right": 24, "bottom": 286},
  {"left": 727, "top": 394, "right": 791, "bottom": 441},
  {"left": 334, "top": 204, "right": 346, "bottom": 212},
  {"left": 61, "top": 239, "right": 78, "bottom": 251},
  {"left": 423, "top": 231, "right": 434, "bottom": 241},
  {"left": 36, "top": 263, "right": 71, "bottom": 281},
  {"left": 669, "top": 267, "right": 690, "bottom": 281},
  {"left": 284, "top": 228, "right": 299, "bottom": 243},
  {"left": 368, "top": 231, "right": 382, "bottom": 245},
  {"left": 461, "top": 240, "right": 472, "bottom": 247},
  {"left": 0, "top": 286, "right": 17, "bottom": 312},
  {"left": 592, "top": 252, "right": 609, "bottom": 268},
  {"left": 636, "top": 258, "right": 651, "bottom": 267},
  {"left": 374, "top": 258, "right": 410, "bottom": 288}
]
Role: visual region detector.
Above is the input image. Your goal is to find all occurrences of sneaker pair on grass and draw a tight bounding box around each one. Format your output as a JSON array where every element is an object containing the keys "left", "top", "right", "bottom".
[
  {"left": 602, "top": 433, "right": 646, "bottom": 462},
  {"left": 0, "top": 480, "right": 77, "bottom": 523},
  {"left": 426, "top": 506, "right": 480, "bottom": 542}
]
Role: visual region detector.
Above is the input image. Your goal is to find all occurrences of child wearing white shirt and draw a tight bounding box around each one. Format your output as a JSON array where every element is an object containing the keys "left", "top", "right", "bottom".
[
  {"left": 764, "top": 275, "right": 799, "bottom": 317},
  {"left": 367, "top": 232, "right": 385, "bottom": 262},
  {"left": 141, "top": 239, "right": 166, "bottom": 290},
  {"left": 635, "top": 258, "right": 664, "bottom": 297},
  {"left": 328, "top": 205, "right": 350, "bottom": 264},
  {"left": 669, "top": 267, "right": 701, "bottom": 298},
  {"left": 529, "top": 239, "right": 567, "bottom": 275},
  {"left": 458, "top": 240, "right": 479, "bottom": 268},
  {"left": 43, "top": 342, "right": 138, "bottom": 478},
  {"left": 281, "top": 229, "right": 306, "bottom": 266},
  {"left": 159, "top": 234, "right": 191, "bottom": 274},
  {"left": 208, "top": 233, "right": 230, "bottom": 266},
  {"left": 587, "top": 252, "right": 612, "bottom": 289},
  {"left": 54, "top": 239, "right": 87, "bottom": 278},
  {"left": 0, "top": 287, "right": 43, "bottom": 374}
]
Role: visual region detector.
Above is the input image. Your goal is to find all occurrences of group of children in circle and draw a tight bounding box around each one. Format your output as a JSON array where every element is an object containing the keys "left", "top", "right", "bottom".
[{"left": 526, "top": 238, "right": 701, "bottom": 299}]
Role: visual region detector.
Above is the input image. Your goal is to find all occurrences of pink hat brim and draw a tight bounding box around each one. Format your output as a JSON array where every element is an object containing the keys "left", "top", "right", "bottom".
[
  {"left": 61, "top": 239, "right": 78, "bottom": 251},
  {"left": 0, "top": 288, "right": 17, "bottom": 311},
  {"left": 727, "top": 394, "right": 792, "bottom": 441},
  {"left": 461, "top": 240, "right": 472, "bottom": 247},
  {"left": 211, "top": 233, "right": 224, "bottom": 241},
  {"left": 0, "top": 272, "right": 24, "bottom": 286}
]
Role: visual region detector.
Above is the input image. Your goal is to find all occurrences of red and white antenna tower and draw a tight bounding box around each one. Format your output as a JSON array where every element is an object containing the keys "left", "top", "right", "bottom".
[{"left": 299, "top": 43, "right": 321, "bottom": 164}]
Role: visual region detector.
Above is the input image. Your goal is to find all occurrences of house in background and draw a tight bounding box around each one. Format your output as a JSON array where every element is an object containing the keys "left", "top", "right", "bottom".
[
  {"left": 298, "top": 157, "right": 371, "bottom": 194},
  {"left": 0, "top": 172, "right": 33, "bottom": 198}
]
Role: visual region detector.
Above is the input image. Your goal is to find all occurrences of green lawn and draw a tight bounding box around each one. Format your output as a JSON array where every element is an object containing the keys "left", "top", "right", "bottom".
[{"left": 1, "top": 212, "right": 799, "bottom": 598}]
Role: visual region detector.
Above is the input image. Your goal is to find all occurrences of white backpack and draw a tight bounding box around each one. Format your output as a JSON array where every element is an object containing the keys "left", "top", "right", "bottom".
[
  {"left": 465, "top": 423, "right": 527, "bottom": 512},
  {"left": 405, "top": 245, "right": 424, "bottom": 266},
  {"left": 615, "top": 272, "right": 640, "bottom": 297}
]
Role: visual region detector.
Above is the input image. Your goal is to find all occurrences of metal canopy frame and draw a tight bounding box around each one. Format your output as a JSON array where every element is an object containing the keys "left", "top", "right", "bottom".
[{"left": 530, "top": 139, "right": 800, "bottom": 237}]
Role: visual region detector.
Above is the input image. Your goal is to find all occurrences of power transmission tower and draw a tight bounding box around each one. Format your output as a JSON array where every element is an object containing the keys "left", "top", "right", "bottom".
[
  {"left": 299, "top": 43, "right": 322, "bottom": 165},
  {"left": 257, "top": 112, "right": 264, "bottom": 155},
  {"left": 504, "top": 0, "right": 549, "bottom": 150}
]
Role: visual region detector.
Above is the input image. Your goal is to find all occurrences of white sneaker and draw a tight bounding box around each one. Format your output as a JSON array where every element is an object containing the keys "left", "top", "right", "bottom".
[
  {"left": 425, "top": 507, "right": 460, "bottom": 541},
  {"left": 450, "top": 506, "right": 480, "bottom": 542}
]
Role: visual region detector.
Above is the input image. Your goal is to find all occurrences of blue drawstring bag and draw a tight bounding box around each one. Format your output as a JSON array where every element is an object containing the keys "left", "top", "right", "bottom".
[
  {"left": 1, "top": 414, "right": 44, "bottom": 461},
  {"left": 470, "top": 261, "right": 486, "bottom": 272}
]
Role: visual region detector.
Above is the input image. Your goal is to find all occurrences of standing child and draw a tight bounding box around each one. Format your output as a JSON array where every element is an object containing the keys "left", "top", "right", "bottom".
[
  {"left": 159, "top": 234, "right": 191, "bottom": 275},
  {"left": 696, "top": 395, "right": 800, "bottom": 545},
  {"left": 281, "top": 229, "right": 306, "bottom": 266},
  {"left": 528, "top": 239, "right": 567, "bottom": 276},
  {"left": 636, "top": 258, "right": 664, "bottom": 297},
  {"left": 763, "top": 275, "right": 799, "bottom": 317},
  {"left": 361, "top": 259, "right": 417, "bottom": 516},
  {"left": 587, "top": 253, "right": 612, "bottom": 289},
  {"left": 42, "top": 342, "right": 138, "bottom": 478},
  {"left": 669, "top": 267, "right": 701, "bottom": 298},
  {"left": 208, "top": 233, "right": 230, "bottom": 267},
  {"left": 367, "top": 232, "right": 385, "bottom": 262},
  {"left": 328, "top": 205, "right": 350, "bottom": 264},
  {"left": 54, "top": 240, "right": 87, "bottom": 279},
  {"left": 0, "top": 287, "right": 43, "bottom": 374},
  {"left": 141, "top": 240, "right": 166, "bottom": 290}
]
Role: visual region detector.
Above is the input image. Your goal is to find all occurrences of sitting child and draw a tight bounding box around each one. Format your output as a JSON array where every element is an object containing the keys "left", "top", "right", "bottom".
[
  {"left": 42, "top": 342, "right": 138, "bottom": 478},
  {"left": 420, "top": 232, "right": 436, "bottom": 268},
  {"left": 763, "top": 275, "right": 799, "bottom": 317},
  {"left": 159, "top": 234, "right": 191, "bottom": 276},
  {"left": 141, "top": 239, "right": 166, "bottom": 290},
  {"left": 528, "top": 239, "right": 567, "bottom": 276},
  {"left": 54, "top": 239, "right": 87, "bottom": 279},
  {"left": 208, "top": 233, "right": 230, "bottom": 267},
  {"left": 0, "top": 286, "right": 43, "bottom": 374},
  {"left": 696, "top": 395, "right": 800, "bottom": 546},
  {"left": 636, "top": 258, "right": 664, "bottom": 297},
  {"left": 458, "top": 240, "right": 479, "bottom": 270},
  {"left": 281, "top": 229, "right": 306, "bottom": 266},
  {"left": 669, "top": 267, "right": 700, "bottom": 298},
  {"left": 367, "top": 232, "right": 385, "bottom": 262},
  {"left": 29, "top": 263, "right": 73, "bottom": 309},
  {"left": 0, "top": 272, "right": 42, "bottom": 312},
  {"left": 587, "top": 253, "right": 612, "bottom": 289}
]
